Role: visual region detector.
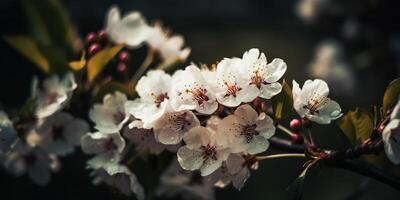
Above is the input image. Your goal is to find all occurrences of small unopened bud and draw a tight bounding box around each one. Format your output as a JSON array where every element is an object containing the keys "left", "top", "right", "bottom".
[
  {"left": 291, "top": 133, "right": 304, "bottom": 144},
  {"left": 301, "top": 118, "right": 312, "bottom": 129},
  {"left": 85, "top": 32, "right": 97, "bottom": 44},
  {"left": 290, "top": 118, "right": 302, "bottom": 131},
  {"left": 117, "top": 63, "right": 127, "bottom": 73},
  {"left": 252, "top": 97, "right": 262, "bottom": 108},
  {"left": 89, "top": 43, "right": 101, "bottom": 56},
  {"left": 118, "top": 51, "right": 130, "bottom": 63},
  {"left": 97, "top": 30, "right": 107, "bottom": 41}
]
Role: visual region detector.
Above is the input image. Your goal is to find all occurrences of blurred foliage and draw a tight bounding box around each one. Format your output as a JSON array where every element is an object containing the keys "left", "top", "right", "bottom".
[
  {"left": 3, "top": 0, "right": 79, "bottom": 74},
  {"left": 337, "top": 108, "right": 374, "bottom": 146},
  {"left": 87, "top": 44, "right": 124, "bottom": 83},
  {"left": 382, "top": 78, "right": 400, "bottom": 115},
  {"left": 272, "top": 80, "right": 293, "bottom": 121}
]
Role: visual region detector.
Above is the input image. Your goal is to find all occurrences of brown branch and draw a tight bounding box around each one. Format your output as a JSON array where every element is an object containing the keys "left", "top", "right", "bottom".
[{"left": 269, "top": 136, "right": 400, "bottom": 191}]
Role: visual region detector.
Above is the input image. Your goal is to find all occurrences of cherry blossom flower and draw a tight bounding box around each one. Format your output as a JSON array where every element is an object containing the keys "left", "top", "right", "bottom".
[
  {"left": 0, "top": 111, "right": 19, "bottom": 154},
  {"left": 105, "top": 6, "right": 152, "bottom": 48},
  {"left": 382, "top": 98, "right": 400, "bottom": 164},
  {"left": 91, "top": 162, "right": 145, "bottom": 200},
  {"left": 89, "top": 91, "right": 129, "bottom": 134},
  {"left": 206, "top": 153, "right": 253, "bottom": 190},
  {"left": 214, "top": 58, "right": 255, "bottom": 107},
  {"left": 153, "top": 110, "right": 200, "bottom": 145},
  {"left": 26, "top": 112, "right": 89, "bottom": 156},
  {"left": 156, "top": 160, "right": 215, "bottom": 200},
  {"left": 240, "top": 48, "right": 287, "bottom": 99},
  {"left": 292, "top": 79, "right": 342, "bottom": 124},
  {"left": 81, "top": 132, "right": 125, "bottom": 169},
  {"left": 219, "top": 104, "right": 275, "bottom": 154},
  {"left": 146, "top": 23, "right": 191, "bottom": 67},
  {"left": 32, "top": 73, "right": 77, "bottom": 119},
  {"left": 171, "top": 65, "right": 218, "bottom": 114},
  {"left": 177, "top": 126, "right": 231, "bottom": 176},
  {"left": 2, "top": 145, "right": 60, "bottom": 185},
  {"left": 125, "top": 70, "right": 172, "bottom": 128}
]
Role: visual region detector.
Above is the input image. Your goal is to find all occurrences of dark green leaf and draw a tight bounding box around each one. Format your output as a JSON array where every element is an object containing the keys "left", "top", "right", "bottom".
[
  {"left": 286, "top": 161, "right": 317, "bottom": 200},
  {"left": 87, "top": 45, "right": 124, "bottom": 83},
  {"left": 337, "top": 108, "right": 374, "bottom": 146},
  {"left": 272, "top": 80, "right": 293, "bottom": 120},
  {"left": 3, "top": 35, "right": 50, "bottom": 73},
  {"left": 382, "top": 78, "right": 400, "bottom": 115}
]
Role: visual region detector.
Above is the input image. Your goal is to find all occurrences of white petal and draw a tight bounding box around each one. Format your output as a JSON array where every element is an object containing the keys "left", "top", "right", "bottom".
[
  {"left": 259, "top": 82, "right": 282, "bottom": 99},
  {"left": 234, "top": 104, "right": 258, "bottom": 125},
  {"left": 246, "top": 135, "right": 270, "bottom": 155},
  {"left": 177, "top": 146, "right": 203, "bottom": 171},
  {"left": 183, "top": 126, "right": 211, "bottom": 149},
  {"left": 382, "top": 120, "right": 400, "bottom": 164},
  {"left": 265, "top": 58, "right": 287, "bottom": 83},
  {"left": 256, "top": 113, "right": 276, "bottom": 139},
  {"left": 232, "top": 167, "right": 250, "bottom": 190},
  {"left": 200, "top": 158, "right": 223, "bottom": 176}
]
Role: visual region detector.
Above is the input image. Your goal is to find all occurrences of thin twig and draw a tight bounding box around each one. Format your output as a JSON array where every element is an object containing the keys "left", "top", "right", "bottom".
[
  {"left": 256, "top": 153, "right": 305, "bottom": 161},
  {"left": 277, "top": 124, "right": 295, "bottom": 137}
]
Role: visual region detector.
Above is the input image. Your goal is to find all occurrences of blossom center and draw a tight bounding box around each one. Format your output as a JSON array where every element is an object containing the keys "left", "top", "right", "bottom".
[
  {"left": 152, "top": 92, "right": 169, "bottom": 107},
  {"left": 187, "top": 88, "right": 210, "bottom": 105},
  {"left": 112, "top": 111, "right": 125, "bottom": 124},
  {"left": 169, "top": 112, "right": 192, "bottom": 131},
  {"left": 51, "top": 125, "right": 65, "bottom": 140},
  {"left": 303, "top": 94, "right": 328, "bottom": 115},
  {"left": 200, "top": 144, "right": 218, "bottom": 161},
  {"left": 240, "top": 124, "right": 259, "bottom": 143},
  {"left": 223, "top": 81, "right": 241, "bottom": 97},
  {"left": 250, "top": 70, "right": 267, "bottom": 88}
]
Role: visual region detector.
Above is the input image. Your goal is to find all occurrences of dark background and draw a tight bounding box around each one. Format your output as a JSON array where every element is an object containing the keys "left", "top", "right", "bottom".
[{"left": 1, "top": 0, "right": 400, "bottom": 199}]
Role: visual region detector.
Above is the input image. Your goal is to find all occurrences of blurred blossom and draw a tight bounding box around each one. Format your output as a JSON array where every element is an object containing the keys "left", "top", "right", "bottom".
[
  {"left": 342, "top": 18, "right": 359, "bottom": 40},
  {"left": 91, "top": 162, "right": 145, "bottom": 200},
  {"left": 105, "top": 6, "right": 152, "bottom": 48},
  {"left": 296, "top": 0, "right": 327, "bottom": 23},
  {"left": 206, "top": 153, "right": 254, "bottom": 190},
  {"left": 383, "top": 98, "right": 400, "bottom": 164},
  {"left": 0, "top": 111, "right": 19, "bottom": 154},
  {"left": 123, "top": 121, "right": 179, "bottom": 155},
  {"left": 157, "top": 160, "right": 215, "bottom": 200},
  {"left": 89, "top": 91, "right": 129, "bottom": 134},
  {"left": 81, "top": 132, "right": 125, "bottom": 169},
  {"left": 26, "top": 112, "right": 89, "bottom": 156},
  {"left": 32, "top": 72, "right": 77, "bottom": 119},
  {"left": 2, "top": 145, "right": 60, "bottom": 185},
  {"left": 308, "top": 41, "right": 356, "bottom": 94}
]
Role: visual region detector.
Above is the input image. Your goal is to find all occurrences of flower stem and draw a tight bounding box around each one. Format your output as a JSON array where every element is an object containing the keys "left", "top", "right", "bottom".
[
  {"left": 256, "top": 153, "right": 305, "bottom": 161},
  {"left": 131, "top": 48, "right": 155, "bottom": 85},
  {"left": 277, "top": 124, "right": 295, "bottom": 137}
]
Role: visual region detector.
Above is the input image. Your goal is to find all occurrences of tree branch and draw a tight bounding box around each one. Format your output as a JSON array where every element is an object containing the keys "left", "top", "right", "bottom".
[{"left": 269, "top": 136, "right": 400, "bottom": 191}]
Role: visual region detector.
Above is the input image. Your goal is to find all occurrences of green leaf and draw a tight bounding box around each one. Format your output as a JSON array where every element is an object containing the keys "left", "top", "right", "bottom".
[
  {"left": 69, "top": 51, "right": 86, "bottom": 71},
  {"left": 286, "top": 160, "right": 317, "bottom": 200},
  {"left": 337, "top": 108, "right": 374, "bottom": 146},
  {"left": 382, "top": 78, "right": 400, "bottom": 115},
  {"left": 3, "top": 35, "right": 50, "bottom": 73},
  {"left": 87, "top": 44, "right": 124, "bottom": 83},
  {"left": 272, "top": 80, "right": 293, "bottom": 120}
]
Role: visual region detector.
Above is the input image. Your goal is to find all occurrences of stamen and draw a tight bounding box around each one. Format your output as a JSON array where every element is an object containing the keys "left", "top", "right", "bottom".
[
  {"left": 303, "top": 92, "right": 329, "bottom": 115},
  {"left": 224, "top": 81, "right": 241, "bottom": 97},
  {"left": 200, "top": 144, "right": 218, "bottom": 161},
  {"left": 151, "top": 92, "right": 169, "bottom": 107},
  {"left": 240, "top": 124, "right": 259, "bottom": 143}
]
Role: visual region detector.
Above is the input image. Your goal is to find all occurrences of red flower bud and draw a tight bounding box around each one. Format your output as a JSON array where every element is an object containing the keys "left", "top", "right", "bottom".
[{"left": 290, "top": 118, "right": 302, "bottom": 131}]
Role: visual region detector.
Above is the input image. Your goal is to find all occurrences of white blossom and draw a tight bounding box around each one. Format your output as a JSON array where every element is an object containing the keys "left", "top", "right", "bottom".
[
  {"left": 146, "top": 23, "right": 191, "bottom": 67},
  {"left": 105, "top": 6, "right": 152, "bottom": 48},
  {"left": 214, "top": 58, "right": 255, "bottom": 107},
  {"left": 32, "top": 73, "right": 77, "bottom": 119},
  {"left": 153, "top": 110, "right": 200, "bottom": 145},
  {"left": 219, "top": 104, "right": 275, "bottom": 154},
  {"left": 2, "top": 145, "right": 60, "bottom": 185},
  {"left": 0, "top": 111, "right": 19, "bottom": 154},
  {"left": 177, "top": 126, "right": 231, "bottom": 176},
  {"left": 206, "top": 153, "right": 252, "bottom": 190},
  {"left": 240, "top": 48, "right": 287, "bottom": 99},
  {"left": 81, "top": 132, "right": 125, "bottom": 169},
  {"left": 156, "top": 160, "right": 215, "bottom": 200},
  {"left": 382, "top": 98, "right": 400, "bottom": 164},
  {"left": 171, "top": 65, "right": 218, "bottom": 114},
  {"left": 89, "top": 91, "right": 129, "bottom": 134},
  {"left": 292, "top": 79, "right": 342, "bottom": 124},
  {"left": 91, "top": 162, "right": 145, "bottom": 200},
  {"left": 123, "top": 121, "right": 178, "bottom": 155},
  {"left": 26, "top": 112, "right": 89, "bottom": 156},
  {"left": 125, "top": 70, "right": 172, "bottom": 128}
]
